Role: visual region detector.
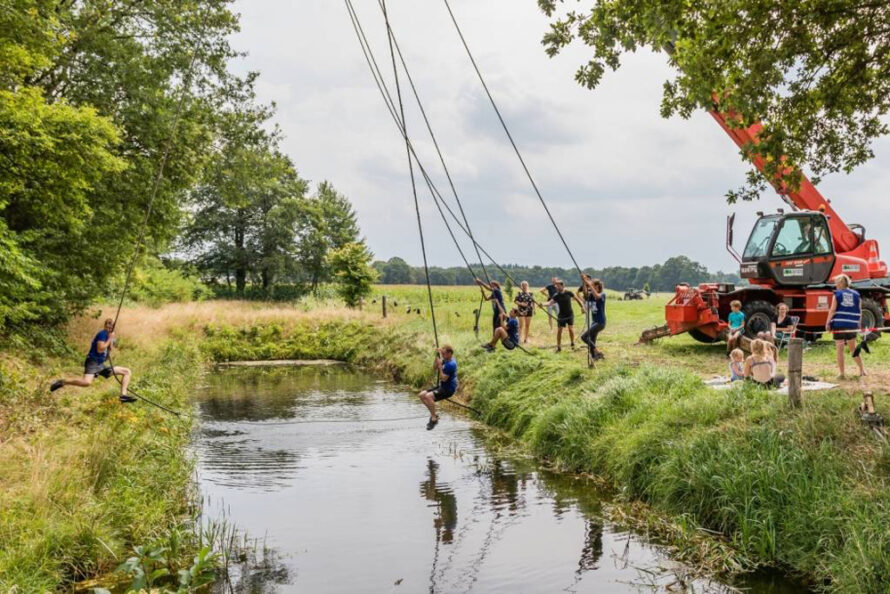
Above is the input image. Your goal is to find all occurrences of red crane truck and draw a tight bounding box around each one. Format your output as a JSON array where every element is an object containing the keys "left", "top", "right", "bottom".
[{"left": 640, "top": 111, "right": 890, "bottom": 344}]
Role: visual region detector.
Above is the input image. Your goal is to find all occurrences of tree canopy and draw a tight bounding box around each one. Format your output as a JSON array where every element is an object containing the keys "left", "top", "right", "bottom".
[{"left": 539, "top": 0, "right": 890, "bottom": 202}]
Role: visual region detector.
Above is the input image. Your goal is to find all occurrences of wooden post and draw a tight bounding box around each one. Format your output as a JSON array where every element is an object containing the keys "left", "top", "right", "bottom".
[
  {"left": 787, "top": 338, "right": 803, "bottom": 408},
  {"left": 358, "top": 297, "right": 363, "bottom": 311},
  {"left": 382, "top": 295, "right": 387, "bottom": 318}
]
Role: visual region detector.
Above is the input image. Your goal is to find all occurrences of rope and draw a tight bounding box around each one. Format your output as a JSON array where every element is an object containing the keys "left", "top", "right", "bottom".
[
  {"left": 104, "top": 50, "right": 199, "bottom": 417},
  {"left": 381, "top": 0, "right": 439, "bottom": 350},
  {"left": 343, "top": 2, "right": 559, "bottom": 329},
  {"left": 375, "top": 0, "right": 490, "bottom": 285},
  {"left": 442, "top": 0, "right": 583, "bottom": 278}
]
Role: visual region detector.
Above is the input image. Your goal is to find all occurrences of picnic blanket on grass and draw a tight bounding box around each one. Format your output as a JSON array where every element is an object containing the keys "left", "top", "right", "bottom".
[{"left": 705, "top": 377, "right": 837, "bottom": 393}]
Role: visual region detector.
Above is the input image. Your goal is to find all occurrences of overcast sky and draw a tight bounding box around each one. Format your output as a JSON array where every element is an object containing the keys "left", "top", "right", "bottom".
[{"left": 229, "top": 0, "right": 890, "bottom": 273}]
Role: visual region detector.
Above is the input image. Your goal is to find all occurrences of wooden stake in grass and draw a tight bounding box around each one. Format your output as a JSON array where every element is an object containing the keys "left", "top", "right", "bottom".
[
  {"left": 382, "top": 295, "right": 388, "bottom": 318},
  {"left": 787, "top": 338, "right": 803, "bottom": 408}
]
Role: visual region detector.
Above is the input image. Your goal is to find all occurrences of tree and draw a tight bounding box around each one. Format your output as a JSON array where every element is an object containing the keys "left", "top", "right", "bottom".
[
  {"left": 539, "top": 0, "right": 890, "bottom": 202},
  {"left": 298, "top": 182, "right": 361, "bottom": 291},
  {"left": 381, "top": 257, "right": 413, "bottom": 284},
  {"left": 328, "top": 242, "right": 377, "bottom": 308},
  {"left": 182, "top": 108, "right": 308, "bottom": 296}
]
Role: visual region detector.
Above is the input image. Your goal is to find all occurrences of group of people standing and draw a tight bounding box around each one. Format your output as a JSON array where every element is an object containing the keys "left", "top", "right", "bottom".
[{"left": 475, "top": 275, "right": 607, "bottom": 358}]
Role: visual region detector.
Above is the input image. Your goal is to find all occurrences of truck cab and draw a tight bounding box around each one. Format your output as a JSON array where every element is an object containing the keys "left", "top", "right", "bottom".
[{"left": 739, "top": 212, "right": 836, "bottom": 286}]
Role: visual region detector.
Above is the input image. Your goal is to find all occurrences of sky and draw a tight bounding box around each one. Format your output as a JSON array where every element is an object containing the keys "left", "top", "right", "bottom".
[{"left": 228, "top": 0, "right": 890, "bottom": 273}]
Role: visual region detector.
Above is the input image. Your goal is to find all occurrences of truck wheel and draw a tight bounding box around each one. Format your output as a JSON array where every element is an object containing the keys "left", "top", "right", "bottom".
[
  {"left": 689, "top": 328, "right": 720, "bottom": 344},
  {"left": 861, "top": 298, "right": 884, "bottom": 341},
  {"left": 742, "top": 300, "right": 775, "bottom": 338}
]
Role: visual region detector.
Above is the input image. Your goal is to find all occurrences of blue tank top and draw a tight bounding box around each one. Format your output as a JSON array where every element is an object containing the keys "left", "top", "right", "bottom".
[{"left": 831, "top": 288, "right": 861, "bottom": 329}]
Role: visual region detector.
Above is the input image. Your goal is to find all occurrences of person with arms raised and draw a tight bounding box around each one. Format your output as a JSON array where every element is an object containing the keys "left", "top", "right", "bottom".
[{"left": 50, "top": 318, "right": 135, "bottom": 403}]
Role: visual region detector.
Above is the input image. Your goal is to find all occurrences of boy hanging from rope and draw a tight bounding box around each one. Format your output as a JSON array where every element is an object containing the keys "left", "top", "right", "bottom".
[
  {"left": 483, "top": 308, "right": 520, "bottom": 352},
  {"left": 418, "top": 345, "right": 458, "bottom": 431},
  {"left": 50, "top": 318, "right": 135, "bottom": 403}
]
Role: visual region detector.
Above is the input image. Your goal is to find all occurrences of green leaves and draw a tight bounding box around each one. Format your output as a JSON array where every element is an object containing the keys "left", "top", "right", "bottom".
[
  {"left": 328, "top": 242, "right": 378, "bottom": 308},
  {"left": 540, "top": 0, "right": 890, "bottom": 200}
]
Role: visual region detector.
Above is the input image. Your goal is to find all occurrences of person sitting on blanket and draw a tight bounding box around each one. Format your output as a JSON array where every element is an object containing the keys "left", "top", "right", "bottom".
[
  {"left": 744, "top": 339, "right": 785, "bottom": 389},
  {"left": 729, "top": 349, "right": 745, "bottom": 381}
]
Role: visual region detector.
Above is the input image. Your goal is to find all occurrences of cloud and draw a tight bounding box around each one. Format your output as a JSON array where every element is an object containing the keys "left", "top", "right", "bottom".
[{"left": 229, "top": 0, "right": 890, "bottom": 273}]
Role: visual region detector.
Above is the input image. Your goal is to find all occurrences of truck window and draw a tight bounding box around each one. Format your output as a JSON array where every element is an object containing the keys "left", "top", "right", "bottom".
[
  {"left": 813, "top": 218, "right": 832, "bottom": 255},
  {"left": 771, "top": 218, "right": 812, "bottom": 257},
  {"left": 743, "top": 218, "right": 779, "bottom": 259}
]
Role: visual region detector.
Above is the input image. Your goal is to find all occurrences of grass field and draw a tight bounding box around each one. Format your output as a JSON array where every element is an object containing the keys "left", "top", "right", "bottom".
[{"left": 3, "top": 284, "right": 890, "bottom": 591}]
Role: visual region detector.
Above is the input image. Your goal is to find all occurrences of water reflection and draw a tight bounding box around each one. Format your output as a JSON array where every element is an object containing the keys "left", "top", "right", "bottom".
[{"left": 194, "top": 366, "right": 808, "bottom": 594}]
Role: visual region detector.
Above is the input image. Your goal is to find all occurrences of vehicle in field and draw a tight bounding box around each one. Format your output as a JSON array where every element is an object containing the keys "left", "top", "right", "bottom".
[{"left": 640, "top": 112, "right": 890, "bottom": 344}]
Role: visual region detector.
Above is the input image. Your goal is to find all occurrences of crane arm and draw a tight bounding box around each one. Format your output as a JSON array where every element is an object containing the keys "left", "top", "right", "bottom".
[{"left": 708, "top": 110, "right": 862, "bottom": 253}]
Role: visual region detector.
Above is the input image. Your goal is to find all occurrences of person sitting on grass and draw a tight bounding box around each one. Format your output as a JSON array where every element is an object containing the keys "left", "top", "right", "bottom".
[
  {"left": 726, "top": 300, "right": 745, "bottom": 354},
  {"left": 545, "top": 281, "right": 586, "bottom": 352},
  {"left": 729, "top": 348, "right": 745, "bottom": 381},
  {"left": 483, "top": 308, "right": 520, "bottom": 352},
  {"left": 743, "top": 339, "right": 785, "bottom": 389},
  {"left": 826, "top": 273, "right": 867, "bottom": 379},
  {"left": 417, "top": 345, "right": 458, "bottom": 431},
  {"left": 50, "top": 318, "right": 135, "bottom": 403}
]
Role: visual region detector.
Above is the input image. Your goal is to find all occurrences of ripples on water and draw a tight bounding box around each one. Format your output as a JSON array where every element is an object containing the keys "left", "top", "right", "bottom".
[{"left": 194, "top": 366, "right": 806, "bottom": 594}]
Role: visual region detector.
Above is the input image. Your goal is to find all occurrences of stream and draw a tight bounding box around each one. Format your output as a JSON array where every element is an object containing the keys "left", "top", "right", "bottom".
[{"left": 194, "top": 365, "right": 806, "bottom": 593}]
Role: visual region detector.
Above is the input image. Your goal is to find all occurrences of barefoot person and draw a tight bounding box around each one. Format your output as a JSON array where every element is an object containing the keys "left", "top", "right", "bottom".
[
  {"left": 418, "top": 345, "right": 458, "bottom": 430},
  {"left": 826, "top": 274, "right": 866, "bottom": 378},
  {"left": 545, "top": 281, "right": 586, "bottom": 352},
  {"left": 484, "top": 308, "right": 520, "bottom": 352},
  {"left": 50, "top": 318, "right": 135, "bottom": 403},
  {"left": 514, "top": 281, "right": 535, "bottom": 343}
]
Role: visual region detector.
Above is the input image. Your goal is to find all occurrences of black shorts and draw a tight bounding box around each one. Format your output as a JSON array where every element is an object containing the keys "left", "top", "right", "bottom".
[
  {"left": 492, "top": 311, "right": 501, "bottom": 329},
  {"left": 558, "top": 316, "right": 574, "bottom": 328},
  {"left": 833, "top": 331, "right": 857, "bottom": 342},
  {"left": 503, "top": 339, "right": 516, "bottom": 350},
  {"left": 84, "top": 357, "right": 113, "bottom": 378},
  {"left": 428, "top": 385, "right": 456, "bottom": 402}
]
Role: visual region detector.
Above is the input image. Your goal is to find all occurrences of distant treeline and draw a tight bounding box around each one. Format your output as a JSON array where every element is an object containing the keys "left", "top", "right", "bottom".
[{"left": 372, "top": 256, "right": 741, "bottom": 292}]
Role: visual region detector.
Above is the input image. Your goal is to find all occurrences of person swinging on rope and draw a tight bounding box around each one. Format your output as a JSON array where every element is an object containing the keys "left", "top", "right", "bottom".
[
  {"left": 50, "top": 318, "right": 136, "bottom": 403},
  {"left": 483, "top": 308, "right": 520, "bottom": 352},
  {"left": 418, "top": 345, "right": 458, "bottom": 430},
  {"left": 578, "top": 275, "right": 606, "bottom": 361},
  {"left": 474, "top": 278, "right": 506, "bottom": 339}
]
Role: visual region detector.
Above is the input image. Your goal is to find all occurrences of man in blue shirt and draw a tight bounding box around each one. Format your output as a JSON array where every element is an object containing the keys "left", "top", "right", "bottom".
[
  {"left": 483, "top": 308, "right": 520, "bottom": 352},
  {"left": 418, "top": 345, "right": 458, "bottom": 430},
  {"left": 50, "top": 318, "right": 136, "bottom": 403}
]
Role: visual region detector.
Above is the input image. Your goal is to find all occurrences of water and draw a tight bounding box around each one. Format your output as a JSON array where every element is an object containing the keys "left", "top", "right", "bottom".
[{"left": 194, "top": 366, "right": 807, "bottom": 593}]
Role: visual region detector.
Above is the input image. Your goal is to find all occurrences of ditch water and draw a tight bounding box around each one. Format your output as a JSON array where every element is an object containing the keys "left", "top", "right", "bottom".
[{"left": 194, "top": 366, "right": 807, "bottom": 593}]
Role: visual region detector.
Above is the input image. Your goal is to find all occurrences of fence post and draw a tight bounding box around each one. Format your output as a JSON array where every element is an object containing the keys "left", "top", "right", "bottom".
[
  {"left": 382, "top": 295, "right": 387, "bottom": 318},
  {"left": 787, "top": 338, "right": 803, "bottom": 408}
]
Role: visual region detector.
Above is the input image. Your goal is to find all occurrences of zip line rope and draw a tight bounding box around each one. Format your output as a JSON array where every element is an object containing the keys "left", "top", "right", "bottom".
[
  {"left": 344, "top": 1, "right": 561, "bottom": 329},
  {"left": 381, "top": 0, "right": 439, "bottom": 350},
  {"left": 105, "top": 50, "right": 200, "bottom": 419},
  {"left": 442, "top": 0, "right": 583, "bottom": 278}
]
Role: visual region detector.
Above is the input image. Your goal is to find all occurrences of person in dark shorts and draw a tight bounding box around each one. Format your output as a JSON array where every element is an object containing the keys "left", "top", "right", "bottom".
[
  {"left": 579, "top": 276, "right": 607, "bottom": 360},
  {"left": 418, "top": 345, "right": 458, "bottom": 430},
  {"left": 514, "top": 281, "right": 535, "bottom": 343},
  {"left": 483, "top": 308, "right": 521, "bottom": 352},
  {"left": 49, "top": 318, "right": 135, "bottom": 403},
  {"left": 826, "top": 274, "right": 866, "bottom": 378},
  {"left": 545, "top": 281, "right": 586, "bottom": 352},
  {"left": 475, "top": 278, "right": 506, "bottom": 339},
  {"left": 539, "top": 276, "right": 560, "bottom": 329}
]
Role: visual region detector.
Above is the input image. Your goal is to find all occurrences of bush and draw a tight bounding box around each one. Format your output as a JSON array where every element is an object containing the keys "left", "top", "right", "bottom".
[{"left": 119, "top": 260, "right": 211, "bottom": 306}]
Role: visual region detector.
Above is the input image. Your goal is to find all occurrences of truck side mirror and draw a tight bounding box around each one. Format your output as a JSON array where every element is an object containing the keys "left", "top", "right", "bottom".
[{"left": 726, "top": 214, "right": 741, "bottom": 263}]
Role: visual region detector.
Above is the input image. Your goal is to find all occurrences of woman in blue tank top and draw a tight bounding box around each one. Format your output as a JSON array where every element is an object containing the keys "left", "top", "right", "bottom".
[{"left": 826, "top": 274, "right": 866, "bottom": 378}]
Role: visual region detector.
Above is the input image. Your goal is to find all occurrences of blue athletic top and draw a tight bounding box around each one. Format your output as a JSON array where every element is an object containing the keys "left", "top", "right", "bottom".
[
  {"left": 491, "top": 288, "right": 504, "bottom": 314},
  {"left": 506, "top": 317, "right": 520, "bottom": 344},
  {"left": 441, "top": 359, "right": 458, "bottom": 392},
  {"left": 592, "top": 294, "right": 606, "bottom": 325},
  {"left": 88, "top": 330, "right": 110, "bottom": 363},
  {"left": 728, "top": 311, "right": 745, "bottom": 330},
  {"left": 831, "top": 288, "right": 861, "bottom": 329}
]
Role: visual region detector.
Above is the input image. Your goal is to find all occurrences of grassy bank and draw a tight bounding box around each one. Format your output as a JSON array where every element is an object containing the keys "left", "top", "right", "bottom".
[
  {"left": 3, "top": 287, "right": 889, "bottom": 591},
  {"left": 0, "top": 328, "right": 202, "bottom": 591}
]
